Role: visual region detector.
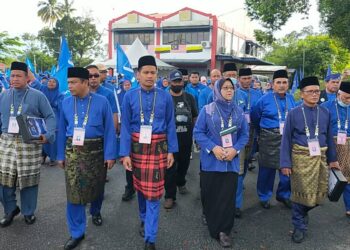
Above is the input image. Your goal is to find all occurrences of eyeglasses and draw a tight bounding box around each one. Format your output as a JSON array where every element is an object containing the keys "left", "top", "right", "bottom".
[
  {"left": 89, "top": 74, "right": 100, "bottom": 78},
  {"left": 222, "top": 86, "right": 234, "bottom": 91},
  {"left": 302, "top": 90, "right": 321, "bottom": 95}
]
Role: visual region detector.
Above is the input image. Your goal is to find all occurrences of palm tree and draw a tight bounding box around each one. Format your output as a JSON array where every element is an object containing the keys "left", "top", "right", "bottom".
[
  {"left": 61, "top": 0, "right": 76, "bottom": 17},
  {"left": 37, "top": 0, "right": 64, "bottom": 27}
]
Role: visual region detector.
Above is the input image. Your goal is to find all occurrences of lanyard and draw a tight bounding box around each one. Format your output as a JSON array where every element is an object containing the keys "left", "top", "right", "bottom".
[
  {"left": 10, "top": 89, "right": 29, "bottom": 116},
  {"left": 273, "top": 94, "right": 288, "bottom": 121},
  {"left": 139, "top": 90, "right": 157, "bottom": 125},
  {"left": 247, "top": 90, "right": 251, "bottom": 111},
  {"left": 215, "top": 103, "right": 233, "bottom": 130},
  {"left": 335, "top": 102, "right": 349, "bottom": 131},
  {"left": 301, "top": 105, "right": 319, "bottom": 139},
  {"left": 74, "top": 95, "right": 92, "bottom": 129}
]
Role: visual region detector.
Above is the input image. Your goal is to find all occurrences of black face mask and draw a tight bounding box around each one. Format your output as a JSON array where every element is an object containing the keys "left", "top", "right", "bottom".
[{"left": 171, "top": 85, "right": 183, "bottom": 93}]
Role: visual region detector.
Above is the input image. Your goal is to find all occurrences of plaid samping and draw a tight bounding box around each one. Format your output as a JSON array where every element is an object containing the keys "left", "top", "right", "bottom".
[
  {"left": 0, "top": 134, "right": 42, "bottom": 189},
  {"left": 131, "top": 133, "right": 168, "bottom": 200}
]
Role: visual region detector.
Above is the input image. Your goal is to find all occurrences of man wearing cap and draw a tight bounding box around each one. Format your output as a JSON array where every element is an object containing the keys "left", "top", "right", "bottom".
[
  {"left": 0, "top": 62, "right": 56, "bottom": 227},
  {"left": 198, "top": 69, "right": 222, "bottom": 110},
  {"left": 234, "top": 68, "right": 262, "bottom": 217},
  {"left": 96, "top": 63, "right": 115, "bottom": 91},
  {"left": 321, "top": 81, "right": 350, "bottom": 219},
  {"left": 164, "top": 69, "right": 198, "bottom": 209},
  {"left": 120, "top": 55, "right": 178, "bottom": 250},
  {"left": 57, "top": 67, "right": 117, "bottom": 250},
  {"left": 319, "top": 73, "right": 341, "bottom": 104},
  {"left": 251, "top": 69, "right": 295, "bottom": 209},
  {"left": 85, "top": 64, "right": 119, "bottom": 225},
  {"left": 280, "top": 76, "right": 339, "bottom": 243}
]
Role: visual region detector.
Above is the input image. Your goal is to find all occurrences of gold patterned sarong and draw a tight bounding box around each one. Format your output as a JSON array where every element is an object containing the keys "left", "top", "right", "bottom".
[
  {"left": 334, "top": 137, "right": 350, "bottom": 182},
  {"left": 291, "top": 144, "right": 328, "bottom": 207}
]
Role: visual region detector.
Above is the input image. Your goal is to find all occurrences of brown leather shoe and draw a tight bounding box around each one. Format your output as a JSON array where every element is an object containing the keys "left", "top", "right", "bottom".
[
  {"left": 164, "top": 198, "right": 174, "bottom": 209},
  {"left": 219, "top": 232, "right": 232, "bottom": 248}
]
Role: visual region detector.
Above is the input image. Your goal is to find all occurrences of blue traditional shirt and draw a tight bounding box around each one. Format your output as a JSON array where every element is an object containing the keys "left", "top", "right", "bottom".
[
  {"left": 280, "top": 104, "right": 337, "bottom": 168},
  {"left": 57, "top": 92, "right": 117, "bottom": 160},
  {"left": 185, "top": 83, "right": 208, "bottom": 108},
  {"left": 119, "top": 87, "right": 178, "bottom": 156},
  {"left": 94, "top": 85, "right": 118, "bottom": 114},
  {"left": 321, "top": 100, "right": 350, "bottom": 136},
  {"left": 101, "top": 80, "right": 116, "bottom": 92},
  {"left": 0, "top": 87, "right": 56, "bottom": 143},
  {"left": 251, "top": 92, "right": 296, "bottom": 129}
]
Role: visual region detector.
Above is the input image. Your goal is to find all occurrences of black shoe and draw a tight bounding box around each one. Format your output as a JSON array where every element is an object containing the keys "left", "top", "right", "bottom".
[
  {"left": 201, "top": 214, "right": 207, "bottom": 225},
  {"left": 139, "top": 222, "right": 145, "bottom": 238},
  {"left": 24, "top": 215, "right": 36, "bottom": 225},
  {"left": 122, "top": 188, "right": 135, "bottom": 201},
  {"left": 0, "top": 206, "right": 20, "bottom": 227},
  {"left": 64, "top": 235, "right": 85, "bottom": 250},
  {"left": 92, "top": 213, "right": 103, "bottom": 226},
  {"left": 260, "top": 201, "right": 270, "bottom": 209},
  {"left": 292, "top": 228, "right": 305, "bottom": 243},
  {"left": 144, "top": 242, "right": 156, "bottom": 250},
  {"left": 218, "top": 232, "right": 232, "bottom": 248},
  {"left": 235, "top": 208, "right": 242, "bottom": 218},
  {"left": 276, "top": 197, "right": 292, "bottom": 209}
]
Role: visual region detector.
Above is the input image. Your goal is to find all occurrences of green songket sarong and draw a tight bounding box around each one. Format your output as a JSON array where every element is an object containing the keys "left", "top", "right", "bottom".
[
  {"left": 64, "top": 137, "right": 106, "bottom": 204},
  {"left": 291, "top": 144, "right": 329, "bottom": 207}
]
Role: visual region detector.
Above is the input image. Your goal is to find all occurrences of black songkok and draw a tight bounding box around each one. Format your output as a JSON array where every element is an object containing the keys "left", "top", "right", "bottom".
[
  {"left": 273, "top": 69, "right": 288, "bottom": 80},
  {"left": 339, "top": 81, "right": 350, "bottom": 94},
  {"left": 11, "top": 62, "right": 28, "bottom": 72},
  {"left": 299, "top": 76, "right": 320, "bottom": 89},
  {"left": 239, "top": 68, "right": 252, "bottom": 77},
  {"left": 223, "top": 63, "right": 237, "bottom": 73},
  {"left": 138, "top": 55, "right": 157, "bottom": 70},
  {"left": 67, "top": 67, "right": 89, "bottom": 80}
]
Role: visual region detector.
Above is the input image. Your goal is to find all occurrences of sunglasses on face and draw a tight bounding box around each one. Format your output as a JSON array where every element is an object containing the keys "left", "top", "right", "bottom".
[{"left": 89, "top": 74, "right": 100, "bottom": 78}]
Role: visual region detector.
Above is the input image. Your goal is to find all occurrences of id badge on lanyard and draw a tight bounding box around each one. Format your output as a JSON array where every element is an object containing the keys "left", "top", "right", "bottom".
[
  {"left": 221, "top": 134, "right": 233, "bottom": 148},
  {"left": 279, "top": 121, "right": 285, "bottom": 135},
  {"left": 8, "top": 116, "right": 19, "bottom": 134},
  {"left": 139, "top": 125, "right": 152, "bottom": 144},
  {"left": 307, "top": 138, "right": 321, "bottom": 156},
  {"left": 337, "top": 130, "right": 347, "bottom": 145},
  {"left": 73, "top": 128, "right": 86, "bottom": 146}
]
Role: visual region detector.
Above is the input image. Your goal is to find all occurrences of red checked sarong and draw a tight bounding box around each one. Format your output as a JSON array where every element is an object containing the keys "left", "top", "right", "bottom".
[{"left": 131, "top": 133, "right": 168, "bottom": 200}]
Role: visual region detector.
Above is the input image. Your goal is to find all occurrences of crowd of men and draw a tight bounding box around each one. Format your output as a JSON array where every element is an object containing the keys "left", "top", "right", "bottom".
[{"left": 0, "top": 57, "right": 349, "bottom": 250}]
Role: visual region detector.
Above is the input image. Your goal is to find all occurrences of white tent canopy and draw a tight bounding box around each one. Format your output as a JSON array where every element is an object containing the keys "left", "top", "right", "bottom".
[{"left": 93, "top": 38, "right": 174, "bottom": 70}]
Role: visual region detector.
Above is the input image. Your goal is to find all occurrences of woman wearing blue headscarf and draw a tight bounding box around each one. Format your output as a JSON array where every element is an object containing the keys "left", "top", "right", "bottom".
[
  {"left": 156, "top": 77, "right": 169, "bottom": 90},
  {"left": 41, "top": 77, "right": 64, "bottom": 166},
  {"left": 194, "top": 78, "right": 249, "bottom": 248}
]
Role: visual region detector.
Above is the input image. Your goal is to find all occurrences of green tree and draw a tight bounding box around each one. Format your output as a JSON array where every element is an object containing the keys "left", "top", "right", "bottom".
[
  {"left": 264, "top": 34, "right": 350, "bottom": 77},
  {"left": 61, "top": 0, "right": 76, "bottom": 17},
  {"left": 245, "top": 0, "right": 310, "bottom": 30},
  {"left": 38, "top": 15, "right": 102, "bottom": 66},
  {"left": 37, "top": 0, "right": 64, "bottom": 27},
  {"left": 20, "top": 33, "right": 56, "bottom": 72},
  {"left": 0, "top": 31, "right": 23, "bottom": 62},
  {"left": 319, "top": 0, "right": 350, "bottom": 50}
]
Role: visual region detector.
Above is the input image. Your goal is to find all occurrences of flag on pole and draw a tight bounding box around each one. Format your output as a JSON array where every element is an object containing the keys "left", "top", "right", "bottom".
[
  {"left": 325, "top": 64, "right": 332, "bottom": 79},
  {"left": 299, "top": 67, "right": 304, "bottom": 81},
  {"left": 25, "top": 57, "right": 36, "bottom": 74},
  {"left": 50, "top": 65, "right": 57, "bottom": 76},
  {"left": 115, "top": 43, "right": 136, "bottom": 88},
  {"left": 291, "top": 70, "right": 299, "bottom": 95},
  {"left": 55, "top": 36, "right": 74, "bottom": 93}
]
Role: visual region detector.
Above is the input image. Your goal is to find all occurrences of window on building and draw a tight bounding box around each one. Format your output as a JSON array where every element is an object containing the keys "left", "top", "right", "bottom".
[
  {"left": 114, "top": 31, "right": 155, "bottom": 45},
  {"left": 162, "top": 29, "right": 210, "bottom": 45}
]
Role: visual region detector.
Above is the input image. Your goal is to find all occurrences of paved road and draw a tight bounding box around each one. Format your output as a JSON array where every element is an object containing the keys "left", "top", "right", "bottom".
[{"left": 1, "top": 155, "right": 349, "bottom": 250}]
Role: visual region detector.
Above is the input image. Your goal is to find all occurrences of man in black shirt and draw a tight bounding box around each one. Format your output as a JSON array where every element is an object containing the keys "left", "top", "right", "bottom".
[{"left": 164, "top": 69, "right": 198, "bottom": 209}]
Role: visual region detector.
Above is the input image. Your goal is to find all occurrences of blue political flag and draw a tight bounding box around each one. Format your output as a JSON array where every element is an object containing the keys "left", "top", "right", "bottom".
[
  {"left": 55, "top": 36, "right": 74, "bottom": 93},
  {"left": 291, "top": 70, "right": 299, "bottom": 95},
  {"left": 115, "top": 43, "right": 137, "bottom": 88}
]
